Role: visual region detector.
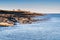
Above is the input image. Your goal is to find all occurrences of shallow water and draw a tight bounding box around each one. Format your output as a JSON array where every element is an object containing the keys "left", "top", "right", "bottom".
[{"left": 0, "top": 14, "right": 60, "bottom": 40}]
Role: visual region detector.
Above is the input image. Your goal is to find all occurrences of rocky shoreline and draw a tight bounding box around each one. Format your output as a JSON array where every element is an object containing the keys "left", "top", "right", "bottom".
[{"left": 0, "top": 10, "right": 45, "bottom": 26}]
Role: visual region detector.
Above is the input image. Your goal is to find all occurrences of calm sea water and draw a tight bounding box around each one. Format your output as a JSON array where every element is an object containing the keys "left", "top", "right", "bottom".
[{"left": 0, "top": 14, "right": 60, "bottom": 40}]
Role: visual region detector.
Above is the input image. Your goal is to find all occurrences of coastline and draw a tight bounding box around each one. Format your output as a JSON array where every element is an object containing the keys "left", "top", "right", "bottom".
[{"left": 0, "top": 10, "right": 45, "bottom": 26}]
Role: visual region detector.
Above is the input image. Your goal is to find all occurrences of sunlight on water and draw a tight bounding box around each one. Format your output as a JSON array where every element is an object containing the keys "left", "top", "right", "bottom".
[{"left": 0, "top": 14, "right": 60, "bottom": 40}]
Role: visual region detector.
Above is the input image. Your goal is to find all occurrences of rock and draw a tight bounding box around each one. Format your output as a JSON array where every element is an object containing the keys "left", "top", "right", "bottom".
[
  {"left": 0, "top": 22, "right": 14, "bottom": 26},
  {"left": 0, "top": 9, "right": 45, "bottom": 26}
]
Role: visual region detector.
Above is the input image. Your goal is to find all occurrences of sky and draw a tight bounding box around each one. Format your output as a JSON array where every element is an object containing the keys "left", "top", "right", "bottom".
[{"left": 0, "top": 0, "right": 60, "bottom": 13}]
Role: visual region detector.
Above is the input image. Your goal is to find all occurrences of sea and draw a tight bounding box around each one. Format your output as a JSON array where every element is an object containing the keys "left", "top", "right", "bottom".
[{"left": 0, "top": 14, "right": 60, "bottom": 40}]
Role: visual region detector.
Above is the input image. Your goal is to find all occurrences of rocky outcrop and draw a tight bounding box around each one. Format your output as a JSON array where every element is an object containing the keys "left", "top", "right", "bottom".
[{"left": 0, "top": 10, "right": 45, "bottom": 26}]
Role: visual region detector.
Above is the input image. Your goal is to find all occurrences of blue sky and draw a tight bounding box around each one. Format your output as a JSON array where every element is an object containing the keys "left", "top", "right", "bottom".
[{"left": 0, "top": 0, "right": 60, "bottom": 13}]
